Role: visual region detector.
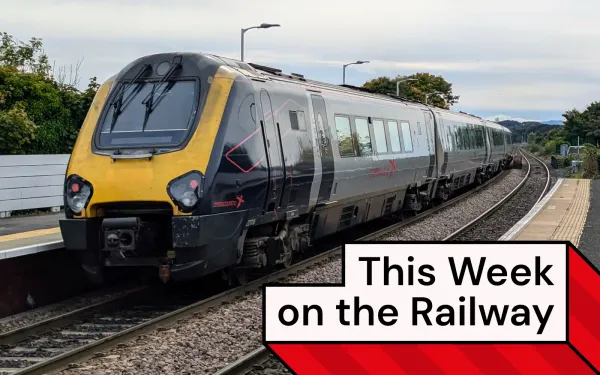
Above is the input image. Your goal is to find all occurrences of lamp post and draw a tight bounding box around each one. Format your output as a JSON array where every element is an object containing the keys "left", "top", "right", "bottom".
[
  {"left": 396, "top": 78, "right": 417, "bottom": 96},
  {"left": 241, "top": 23, "right": 280, "bottom": 62},
  {"left": 342, "top": 60, "right": 369, "bottom": 85},
  {"left": 425, "top": 91, "right": 443, "bottom": 105}
]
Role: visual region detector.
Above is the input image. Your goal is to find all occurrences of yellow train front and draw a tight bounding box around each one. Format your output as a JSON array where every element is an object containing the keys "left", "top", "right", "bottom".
[{"left": 59, "top": 53, "right": 275, "bottom": 285}]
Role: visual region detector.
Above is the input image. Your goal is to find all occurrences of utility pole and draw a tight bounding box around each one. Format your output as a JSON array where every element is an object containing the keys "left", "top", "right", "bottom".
[
  {"left": 396, "top": 78, "right": 416, "bottom": 96},
  {"left": 241, "top": 23, "right": 281, "bottom": 62},
  {"left": 342, "top": 61, "right": 369, "bottom": 85}
]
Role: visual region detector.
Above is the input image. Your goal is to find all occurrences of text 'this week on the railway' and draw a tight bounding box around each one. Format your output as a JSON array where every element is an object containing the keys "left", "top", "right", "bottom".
[{"left": 264, "top": 242, "right": 568, "bottom": 342}]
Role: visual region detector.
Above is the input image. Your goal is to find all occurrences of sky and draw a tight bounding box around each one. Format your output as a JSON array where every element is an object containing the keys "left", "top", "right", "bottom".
[{"left": 2, "top": 0, "right": 600, "bottom": 122}]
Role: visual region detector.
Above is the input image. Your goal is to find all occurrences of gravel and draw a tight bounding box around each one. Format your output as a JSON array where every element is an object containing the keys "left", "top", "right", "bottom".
[
  {"left": 49, "top": 159, "right": 530, "bottom": 375},
  {"left": 452, "top": 155, "right": 554, "bottom": 241},
  {"left": 0, "top": 284, "right": 141, "bottom": 335},
  {"left": 247, "top": 354, "right": 291, "bottom": 375},
  {"left": 377, "top": 166, "right": 528, "bottom": 241},
  {"left": 57, "top": 256, "right": 342, "bottom": 375}
]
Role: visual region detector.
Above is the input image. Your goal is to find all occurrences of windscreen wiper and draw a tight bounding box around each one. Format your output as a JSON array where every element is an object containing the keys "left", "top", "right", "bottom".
[
  {"left": 141, "top": 56, "right": 182, "bottom": 129},
  {"left": 109, "top": 64, "right": 151, "bottom": 131}
]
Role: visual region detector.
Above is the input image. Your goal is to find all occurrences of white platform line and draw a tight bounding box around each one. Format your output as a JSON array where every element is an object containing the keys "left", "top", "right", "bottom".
[
  {"left": 499, "top": 178, "right": 563, "bottom": 241},
  {"left": 0, "top": 240, "right": 64, "bottom": 260}
]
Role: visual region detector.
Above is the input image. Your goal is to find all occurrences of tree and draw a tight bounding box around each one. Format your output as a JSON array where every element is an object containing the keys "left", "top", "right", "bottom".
[
  {"left": 0, "top": 31, "right": 100, "bottom": 154},
  {"left": 0, "top": 32, "right": 50, "bottom": 76},
  {"left": 0, "top": 102, "right": 36, "bottom": 154},
  {"left": 561, "top": 102, "right": 600, "bottom": 146},
  {"left": 362, "top": 73, "right": 460, "bottom": 109}
]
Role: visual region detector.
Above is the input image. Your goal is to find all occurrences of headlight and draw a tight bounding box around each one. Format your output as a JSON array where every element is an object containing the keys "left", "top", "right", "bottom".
[
  {"left": 167, "top": 171, "right": 204, "bottom": 213},
  {"left": 65, "top": 175, "right": 93, "bottom": 214}
]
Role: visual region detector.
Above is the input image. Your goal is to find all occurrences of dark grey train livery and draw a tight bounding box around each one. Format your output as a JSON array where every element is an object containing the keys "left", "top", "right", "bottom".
[{"left": 58, "top": 52, "right": 516, "bottom": 284}]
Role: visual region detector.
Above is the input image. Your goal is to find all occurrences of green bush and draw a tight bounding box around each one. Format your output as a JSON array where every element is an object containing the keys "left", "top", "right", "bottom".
[
  {"left": 582, "top": 146, "right": 598, "bottom": 178},
  {"left": 528, "top": 144, "right": 542, "bottom": 154},
  {"left": 0, "top": 101, "right": 36, "bottom": 154},
  {"left": 0, "top": 32, "right": 100, "bottom": 155}
]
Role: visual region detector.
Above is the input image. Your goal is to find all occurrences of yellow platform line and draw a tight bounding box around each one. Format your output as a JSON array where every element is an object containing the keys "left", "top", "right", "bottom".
[
  {"left": 0, "top": 227, "right": 61, "bottom": 243},
  {"left": 550, "top": 179, "right": 591, "bottom": 246}
]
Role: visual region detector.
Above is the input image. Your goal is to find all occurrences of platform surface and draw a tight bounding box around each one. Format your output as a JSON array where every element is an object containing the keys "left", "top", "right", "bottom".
[
  {"left": 0, "top": 213, "right": 64, "bottom": 260},
  {"left": 0, "top": 212, "right": 63, "bottom": 236},
  {"left": 501, "top": 178, "right": 591, "bottom": 247}
]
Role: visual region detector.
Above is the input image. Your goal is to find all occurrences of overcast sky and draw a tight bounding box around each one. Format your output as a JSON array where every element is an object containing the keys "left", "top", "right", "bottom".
[{"left": 2, "top": 0, "right": 599, "bottom": 122}]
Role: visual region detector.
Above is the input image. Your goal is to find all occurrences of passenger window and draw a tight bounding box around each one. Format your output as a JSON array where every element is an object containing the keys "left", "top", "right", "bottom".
[
  {"left": 387, "top": 120, "right": 401, "bottom": 153},
  {"left": 400, "top": 121, "right": 413, "bottom": 152},
  {"left": 372, "top": 119, "right": 388, "bottom": 154},
  {"left": 289, "top": 111, "right": 299, "bottom": 130},
  {"left": 297, "top": 111, "right": 306, "bottom": 131},
  {"left": 468, "top": 125, "right": 475, "bottom": 149},
  {"left": 335, "top": 116, "right": 355, "bottom": 157},
  {"left": 354, "top": 117, "right": 372, "bottom": 156}
]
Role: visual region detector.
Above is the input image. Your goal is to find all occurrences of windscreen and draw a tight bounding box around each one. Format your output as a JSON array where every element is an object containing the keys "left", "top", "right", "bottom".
[{"left": 98, "top": 80, "right": 198, "bottom": 148}]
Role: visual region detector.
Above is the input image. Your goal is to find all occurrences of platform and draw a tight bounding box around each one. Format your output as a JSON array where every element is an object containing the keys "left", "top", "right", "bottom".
[
  {"left": 0, "top": 213, "right": 64, "bottom": 260},
  {"left": 500, "top": 178, "right": 591, "bottom": 246}
]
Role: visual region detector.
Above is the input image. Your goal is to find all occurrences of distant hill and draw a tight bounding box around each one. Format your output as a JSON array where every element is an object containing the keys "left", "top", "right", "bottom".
[
  {"left": 541, "top": 120, "right": 563, "bottom": 125},
  {"left": 498, "top": 120, "right": 557, "bottom": 141}
]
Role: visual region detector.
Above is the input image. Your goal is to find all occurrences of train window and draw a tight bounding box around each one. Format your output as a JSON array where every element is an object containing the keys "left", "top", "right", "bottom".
[
  {"left": 335, "top": 115, "right": 355, "bottom": 157},
  {"left": 372, "top": 119, "right": 388, "bottom": 154},
  {"left": 456, "top": 126, "right": 463, "bottom": 150},
  {"left": 445, "top": 125, "right": 452, "bottom": 150},
  {"left": 453, "top": 125, "right": 460, "bottom": 150},
  {"left": 289, "top": 110, "right": 307, "bottom": 131},
  {"left": 387, "top": 120, "right": 402, "bottom": 153},
  {"left": 289, "top": 111, "right": 299, "bottom": 130},
  {"left": 400, "top": 121, "right": 413, "bottom": 152},
  {"left": 469, "top": 125, "right": 475, "bottom": 149},
  {"left": 355, "top": 117, "right": 373, "bottom": 156},
  {"left": 99, "top": 80, "right": 198, "bottom": 147},
  {"left": 465, "top": 125, "right": 470, "bottom": 149}
]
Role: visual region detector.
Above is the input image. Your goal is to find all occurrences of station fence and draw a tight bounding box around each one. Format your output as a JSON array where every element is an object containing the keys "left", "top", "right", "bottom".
[{"left": 0, "top": 154, "right": 69, "bottom": 218}]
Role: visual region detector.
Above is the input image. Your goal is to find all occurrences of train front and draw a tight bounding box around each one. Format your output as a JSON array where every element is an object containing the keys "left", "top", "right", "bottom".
[{"left": 59, "top": 53, "right": 241, "bottom": 284}]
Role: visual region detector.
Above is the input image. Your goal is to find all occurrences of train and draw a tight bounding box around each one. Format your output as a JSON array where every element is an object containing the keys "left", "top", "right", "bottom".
[{"left": 59, "top": 52, "right": 517, "bottom": 285}]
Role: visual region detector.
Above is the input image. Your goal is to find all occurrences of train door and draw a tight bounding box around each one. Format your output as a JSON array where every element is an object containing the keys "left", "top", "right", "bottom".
[
  {"left": 311, "top": 94, "right": 334, "bottom": 203},
  {"left": 422, "top": 111, "right": 437, "bottom": 181},
  {"left": 483, "top": 127, "right": 491, "bottom": 165},
  {"left": 434, "top": 111, "right": 449, "bottom": 176},
  {"left": 259, "top": 89, "right": 286, "bottom": 213}
]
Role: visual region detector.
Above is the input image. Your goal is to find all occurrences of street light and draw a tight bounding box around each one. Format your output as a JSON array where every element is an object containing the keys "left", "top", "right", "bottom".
[
  {"left": 425, "top": 91, "right": 443, "bottom": 105},
  {"left": 342, "top": 60, "right": 369, "bottom": 85},
  {"left": 396, "top": 78, "right": 417, "bottom": 96},
  {"left": 241, "top": 23, "right": 281, "bottom": 62}
]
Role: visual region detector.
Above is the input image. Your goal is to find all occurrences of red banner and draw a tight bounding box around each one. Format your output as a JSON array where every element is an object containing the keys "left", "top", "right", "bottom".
[{"left": 263, "top": 242, "right": 600, "bottom": 374}]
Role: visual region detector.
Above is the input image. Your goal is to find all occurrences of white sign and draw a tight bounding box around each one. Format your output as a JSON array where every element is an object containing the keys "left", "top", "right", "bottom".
[{"left": 264, "top": 243, "right": 567, "bottom": 342}]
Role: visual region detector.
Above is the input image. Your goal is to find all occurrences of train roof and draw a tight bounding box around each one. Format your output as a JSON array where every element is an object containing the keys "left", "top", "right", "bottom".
[{"left": 191, "top": 53, "right": 509, "bottom": 132}]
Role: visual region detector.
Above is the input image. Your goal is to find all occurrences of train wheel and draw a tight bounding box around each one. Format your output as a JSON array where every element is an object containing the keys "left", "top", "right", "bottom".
[
  {"left": 475, "top": 174, "right": 483, "bottom": 185},
  {"left": 227, "top": 267, "right": 249, "bottom": 286},
  {"left": 439, "top": 186, "right": 450, "bottom": 202}
]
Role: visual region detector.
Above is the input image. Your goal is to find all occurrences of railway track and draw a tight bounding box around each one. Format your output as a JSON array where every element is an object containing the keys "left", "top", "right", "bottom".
[
  {"left": 214, "top": 148, "right": 550, "bottom": 375},
  {"left": 0, "top": 159, "right": 511, "bottom": 375}
]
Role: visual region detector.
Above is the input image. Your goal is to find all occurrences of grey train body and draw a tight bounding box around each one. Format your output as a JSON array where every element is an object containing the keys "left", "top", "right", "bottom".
[{"left": 227, "top": 59, "right": 516, "bottom": 246}]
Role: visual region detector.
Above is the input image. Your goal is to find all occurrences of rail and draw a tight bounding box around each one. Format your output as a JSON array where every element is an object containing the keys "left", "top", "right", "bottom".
[
  {"left": 3, "top": 166, "right": 509, "bottom": 375},
  {"left": 442, "top": 148, "right": 548, "bottom": 240}
]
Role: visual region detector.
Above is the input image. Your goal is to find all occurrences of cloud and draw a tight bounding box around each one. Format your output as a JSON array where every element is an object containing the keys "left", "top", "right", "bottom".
[{"left": 2, "top": 0, "right": 599, "bottom": 119}]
